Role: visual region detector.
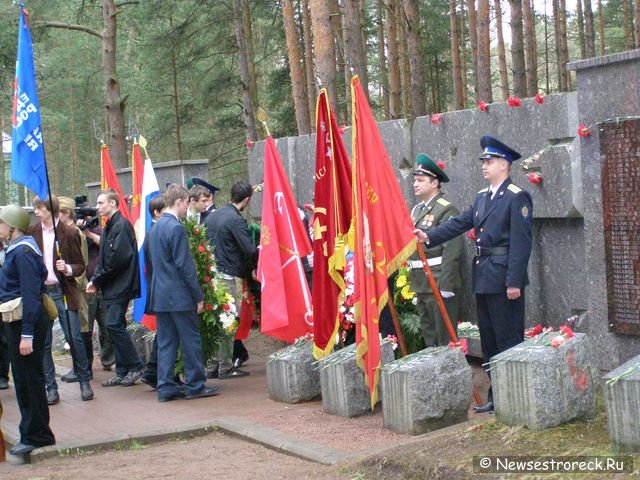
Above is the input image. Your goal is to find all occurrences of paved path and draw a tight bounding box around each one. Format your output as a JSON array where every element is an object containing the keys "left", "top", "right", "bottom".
[{"left": 0, "top": 353, "right": 407, "bottom": 464}]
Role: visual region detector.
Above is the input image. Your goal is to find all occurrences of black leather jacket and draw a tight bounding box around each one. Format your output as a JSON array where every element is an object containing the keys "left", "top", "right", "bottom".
[{"left": 91, "top": 211, "right": 140, "bottom": 304}]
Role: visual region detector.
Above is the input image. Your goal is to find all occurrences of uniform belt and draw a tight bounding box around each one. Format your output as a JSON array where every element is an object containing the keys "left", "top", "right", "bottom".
[
  {"left": 409, "top": 257, "right": 442, "bottom": 269},
  {"left": 475, "top": 246, "right": 508, "bottom": 257},
  {"left": 45, "top": 283, "right": 60, "bottom": 291}
]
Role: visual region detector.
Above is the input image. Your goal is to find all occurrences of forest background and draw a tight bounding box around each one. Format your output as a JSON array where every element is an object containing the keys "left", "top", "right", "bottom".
[{"left": 0, "top": 0, "right": 638, "bottom": 204}]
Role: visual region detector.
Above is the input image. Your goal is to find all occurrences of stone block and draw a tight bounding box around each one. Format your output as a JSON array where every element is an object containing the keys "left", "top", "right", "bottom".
[
  {"left": 461, "top": 335, "right": 483, "bottom": 359},
  {"left": 381, "top": 347, "right": 472, "bottom": 434},
  {"left": 604, "top": 354, "right": 640, "bottom": 452},
  {"left": 266, "top": 341, "right": 320, "bottom": 404},
  {"left": 492, "top": 332, "right": 597, "bottom": 430},
  {"left": 319, "top": 341, "right": 395, "bottom": 418}
]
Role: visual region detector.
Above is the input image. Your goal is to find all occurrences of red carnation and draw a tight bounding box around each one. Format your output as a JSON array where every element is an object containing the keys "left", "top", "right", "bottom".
[
  {"left": 535, "top": 93, "right": 545, "bottom": 104},
  {"left": 303, "top": 203, "right": 314, "bottom": 211},
  {"left": 507, "top": 96, "right": 522, "bottom": 107},
  {"left": 466, "top": 229, "right": 477, "bottom": 241},
  {"left": 431, "top": 113, "right": 442, "bottom": 125},
  {"left": 560, "top": 325, "right": 574, "bottom": 338},
  {"left": 204, "top": 304, "right": 213, "bottom": 311},
  {"left": 198, "top": 245, "right": 205, "bottom": 253},
  {"left": 245, "top": 139, "right": 255, "bottom": 149},
  {"left": 204, "top": 276, "right": 211, "bottom": 283},
  {"left": 194, "top": 228, "right": 200, "bottom": 235},
  {"left": 525, "top": 324, "right": 544, "bottom": 337},
  {"left": 436, "top": 161, "right": 446, "bottom": 169},
  {"left": 578, "top": 124, "right": 590, "bottom": 137},
  {"left": 528, "top": 172, "right": 543, "bottom": 184},
  {"left": 478, "top": 101, "right": 488, "bottom": 112},
  {"left": 223, "top": 303, "right": 231, "bottom": 311}
]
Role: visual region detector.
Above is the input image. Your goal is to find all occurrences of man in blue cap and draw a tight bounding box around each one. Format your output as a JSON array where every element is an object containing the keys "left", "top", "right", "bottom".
[
  {"left": 408, "top": 154, "right": 464, "bottom": 347},
  {"left": 414, "top": 136, "right": 533, "bottom": 413}
]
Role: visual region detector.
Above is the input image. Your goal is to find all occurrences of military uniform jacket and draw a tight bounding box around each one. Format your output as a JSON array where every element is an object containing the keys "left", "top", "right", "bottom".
[
  {"left": 409, "top": 192, "right": 464, "bottom": 294},
  {"left": 426, "top": 178, "right": 533, "bottom": 294}
]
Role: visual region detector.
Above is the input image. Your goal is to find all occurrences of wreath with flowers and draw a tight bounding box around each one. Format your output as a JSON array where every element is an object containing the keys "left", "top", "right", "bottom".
[{"left": 182, "top": 215, "right": 238, "bottom": 366}]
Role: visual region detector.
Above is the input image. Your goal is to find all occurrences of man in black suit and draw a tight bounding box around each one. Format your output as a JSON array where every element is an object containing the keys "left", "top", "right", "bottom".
[
  {"left": 415, "top": 136, "right": 533, "bottom": 413},
  {"left": 148, "top": 185, "right": 219, "bottom": 402}
]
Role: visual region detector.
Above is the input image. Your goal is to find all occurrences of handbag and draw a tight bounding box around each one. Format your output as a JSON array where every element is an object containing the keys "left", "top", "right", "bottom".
[
  {"left": 41, "top": 294, "right": 58, "bottom": 321},
  {"left": 0, "top": 297, "right": 23, "bottom": 323}
]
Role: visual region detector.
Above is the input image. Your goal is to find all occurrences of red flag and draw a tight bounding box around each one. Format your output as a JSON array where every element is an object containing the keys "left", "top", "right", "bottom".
[
  {"left": 257, "top": 136, "right": 313, "bottom": 343},
  {"left": 100, "top": 144, "right": 132, "bottom": 223},
  {"left": 130, "top": 142, "right": 144, "bottom": 236},
  {"left": 234, "top": 280, "right": 254, "bottom": 340},
  {"left": 312, "top": 89, "right": 353, "bottom": 359},
  {"left": 351, "top": 76, "right": 416, "bottom": 406}
]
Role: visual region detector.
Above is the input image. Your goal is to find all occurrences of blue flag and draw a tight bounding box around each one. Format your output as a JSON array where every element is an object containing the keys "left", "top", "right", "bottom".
[{"left": 11, "top": 5, "right": 49, "bottom": 200}]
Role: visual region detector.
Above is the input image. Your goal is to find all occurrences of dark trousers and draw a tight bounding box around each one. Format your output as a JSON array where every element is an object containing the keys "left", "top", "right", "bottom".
[
  {"left": 0, "top": 326, "right": 9, "bottom": 381},
  {"left": 476, "top": 291, "right": 525, "bottom": 401},
  {"left": 48, "top": 286, "right": 92, "bottom": 382},
  {"left": 156, "top": 311, "right": 206, "bottom": 398},
  {"left": 87, "top": 292, "right": 114, "bottom": 367},
  {"left": 105, "top": 299, "right": 143, "bottom": 378},
  {"left": 6, "top": 311, "right": 56, "bottom": 447}
]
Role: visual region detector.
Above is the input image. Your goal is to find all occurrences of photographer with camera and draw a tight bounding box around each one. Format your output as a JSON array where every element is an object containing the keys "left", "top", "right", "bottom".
[{"left": 74, "top": 195, "right": 115, "bottom": 371}]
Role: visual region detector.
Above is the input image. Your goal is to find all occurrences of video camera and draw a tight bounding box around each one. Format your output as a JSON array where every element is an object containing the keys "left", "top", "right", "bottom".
[{"left": 74, "top": 195, "right": 99, "bottom": 230}]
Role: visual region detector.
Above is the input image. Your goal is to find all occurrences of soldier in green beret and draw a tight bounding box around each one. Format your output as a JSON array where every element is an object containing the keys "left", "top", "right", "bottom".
[{"left": 408, "top": 154, "right": 464, "bottom": 347}]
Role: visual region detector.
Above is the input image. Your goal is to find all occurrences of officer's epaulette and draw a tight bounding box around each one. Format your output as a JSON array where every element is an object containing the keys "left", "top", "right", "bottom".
[
  {"left": 507, "top": 184, "right": 522, "bottom": 194},
  {"left": 477, "top": 187, "right": 489, "bottom": 194},
  {"left": 436, "top": 197, "right": 450, "bottom": 207}
]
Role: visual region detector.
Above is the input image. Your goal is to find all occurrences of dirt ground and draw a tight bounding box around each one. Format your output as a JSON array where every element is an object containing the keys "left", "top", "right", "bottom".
[
  {"left": 0, "top": 431, "right": 350, "bottom": 480},
  {"left": 2, "top": 407, "right": 636, "bottom": 480}
]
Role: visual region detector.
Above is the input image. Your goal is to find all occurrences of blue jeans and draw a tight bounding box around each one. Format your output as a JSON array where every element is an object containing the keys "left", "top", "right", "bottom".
[
  {"left": 105, "top": 299, "right": 143, "bottom": 378},
  {"left": 156, "top": 311, "right": 206, "bottom": 398},
  {"left": 48, "top": 285, "right": 92, "bottom": 382}
]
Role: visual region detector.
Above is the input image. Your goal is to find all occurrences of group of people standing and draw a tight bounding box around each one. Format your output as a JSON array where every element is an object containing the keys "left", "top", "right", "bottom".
[
  {"left": 0, "top": 133, "right": 531, "bottom": 455},
  {"left": 0, "top": 177, "right": 258, "bottom": 454}
]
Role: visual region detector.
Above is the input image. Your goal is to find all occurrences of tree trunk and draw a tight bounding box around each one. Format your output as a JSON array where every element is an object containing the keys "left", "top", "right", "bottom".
[
  {"left": 241, "top": 0, "right": 259, "bottom": 114},
  {"left": 576, "top": 0, "right": 586, "bottom": 58},
  {"left": 509, "top": 0, "right": 527, "bottom": 98},
  {"left": 328, "top": 0, "right": 347, "bottom": 123},
  {"left": 170, "top": 48, "right": 183, "bottom": 160},
  {"left": 635, "top": 0, "right": 640, "bottom": 48},
  {"left": 433, "top": 53, "right": 441, "bottom": 113},
  {"left": 623, "top": 0, "right": 635, "bottom": 49},
  {"left": 476, "top": 0, "right": 492, "bottom": 102},
  {"left": 552, "top": 0, "right": 563, "bottom": 90},
  {"left": 343, "top": 0, "right": 368, "bottom": 97},
  {"left": 232, "top": 0, "right": 258, "bottom": 141},
  {"left": 597, "top": 0, "right": 605, "bottom": 56},
  {"left": 494, "top": 0, "right": 509, "bottom": 101},
  {"left": 558, "top": 0, "right": 570, "bottom": 90},
  {"left": 450, "top": 0, "right": 465, "bottom": 109},
  {"left": 523, "top": 0, "right": 538, "bottom": 96},
  {"left": 467, "top": 0, "right": 479, "bottom": 98},
  {"left": 386, "top": 0, "right": 402, "bottom": 118},
  {"left": 283, "top": 0, "right": 311, "bottom": 135},
  {"left": 583, "top": 0, "right": 596, "bottom": 58},
  {"left": 377, "top": 0, "right": 390, "bottom": 118},
  {"left": 301, "top": 0, "right": 317, "bottom": 128},
  {"left": 102, "top": 0, "right": 127, "bottom": 168},
  {"left": 459, "top": 0, "right": 469, "bottom": 105},
  {"left": 310, "top": 0, "right": 338, "bottom": 116},
  {"left": 403, "top": 0, "right": 427, "bottom": 116},
  {"left": 397, "top": 2, "right": 411, "bottom": 116},
  {"left": 544, "top": 0, "right": 551, "bottom": 93}
]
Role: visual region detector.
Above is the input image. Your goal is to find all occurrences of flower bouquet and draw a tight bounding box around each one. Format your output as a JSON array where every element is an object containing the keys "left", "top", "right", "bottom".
[{"left": 183, "top": 215, "right": 238, "bottom": 366}]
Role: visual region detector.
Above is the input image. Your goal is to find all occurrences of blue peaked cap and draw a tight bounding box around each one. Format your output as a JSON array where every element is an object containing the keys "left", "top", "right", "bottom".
[{"left": 479, "top": 135, "right": 522, "bottom": 163}]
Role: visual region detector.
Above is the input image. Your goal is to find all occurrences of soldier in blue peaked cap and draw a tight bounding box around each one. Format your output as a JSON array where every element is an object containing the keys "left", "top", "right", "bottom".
[{"left": 414, "top": 136, "right": 533, "bottom": 414}]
